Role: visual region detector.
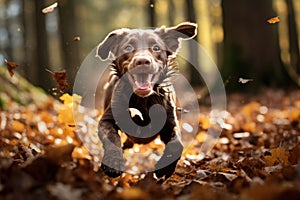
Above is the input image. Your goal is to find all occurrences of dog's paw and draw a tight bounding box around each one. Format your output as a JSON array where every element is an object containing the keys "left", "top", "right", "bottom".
[
  {"left": 101, "top": 156, "right": 125, "bottom": 178},
  {"left": 154, "top": 140, "right": 183, "bottom": 182},
  {"left": 154, "top": 158, "right": 179, "bottom": 183}
]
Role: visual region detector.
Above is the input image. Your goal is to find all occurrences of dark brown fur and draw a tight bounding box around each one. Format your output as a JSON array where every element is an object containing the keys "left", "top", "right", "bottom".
[{"left": 97, "top": 22, "right": 197, "bottom": 181}]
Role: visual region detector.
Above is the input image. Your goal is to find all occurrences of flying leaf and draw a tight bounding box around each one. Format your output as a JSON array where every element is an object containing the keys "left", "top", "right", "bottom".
[
  {"left": 53, "top": 70, "right": 69, "bottom": 91},
  {"left": 58, "top": 93, "right": 82, "bottom": 124},
  {"left": 238, "top": 78, "right": 253, "bottom": 84},
  {"left": 73, "top": 36, "right": 80, "bottom": 41},
  {"left": 42, "top": 2, "right": 58, "bottom": 14},
  {"left": 267, "top": 16, "right": 280, "bottom": 24},
  {"left": 59, "top": 93, "right": 82, "bottom": 105},
  {"left": 5, "top": 59, "right": 19, "bottom": 77}
]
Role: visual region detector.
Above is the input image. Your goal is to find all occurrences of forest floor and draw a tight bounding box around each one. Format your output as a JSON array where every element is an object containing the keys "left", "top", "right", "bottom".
[{"left": 1, "top": 84, "right": 300, "bottom": 199}]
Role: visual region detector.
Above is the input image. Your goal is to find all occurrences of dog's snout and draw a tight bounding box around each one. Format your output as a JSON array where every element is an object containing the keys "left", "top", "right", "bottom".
[{"left": 135, "top": 57, "right": 151, "bottom": 66}]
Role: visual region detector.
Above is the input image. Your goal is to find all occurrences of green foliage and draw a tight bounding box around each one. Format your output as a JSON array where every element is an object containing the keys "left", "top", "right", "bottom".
[
  {"left": 0, "top": 66, "right": 50, "bottom": 108},
  {"left": 0, "top": 95, "right": 5, "bottom": 109}
]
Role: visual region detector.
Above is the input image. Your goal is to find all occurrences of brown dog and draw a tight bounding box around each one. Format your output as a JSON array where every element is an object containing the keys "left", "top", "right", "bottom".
[{"left": 96, "top": 22, "right": 197, "bottom": 181}]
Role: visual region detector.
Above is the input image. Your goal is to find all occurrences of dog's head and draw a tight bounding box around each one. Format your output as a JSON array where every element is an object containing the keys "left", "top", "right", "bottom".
[{"left": 96, "top": 22, "right": 197, "bottom": 97}]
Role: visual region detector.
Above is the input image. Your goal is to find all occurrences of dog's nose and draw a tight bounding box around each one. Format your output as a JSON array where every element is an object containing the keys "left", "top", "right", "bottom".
[{"left": 135, "top": 57, "right": 151, "bottom": 66}]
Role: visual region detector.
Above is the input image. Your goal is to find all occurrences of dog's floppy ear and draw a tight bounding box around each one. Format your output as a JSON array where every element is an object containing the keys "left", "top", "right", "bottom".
[
  {"left": 155, "top": 22, "right": 197, "bottom": 55},
  {"left": 96, "top": 28, "right": 129, "bottom": 61}
]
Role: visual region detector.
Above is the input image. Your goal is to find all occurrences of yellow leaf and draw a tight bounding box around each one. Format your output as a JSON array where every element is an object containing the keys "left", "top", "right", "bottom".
[
  {"left": 199, "top": 116, "right": 211, "bottom": 130},
  {"left": 59, "top": 93, "right": 82, "bottom": 105},
  {"left": 58, "top": 106, "right": 75, "bottom": 124},
  {"left": 72, "top": 146, "right": 91, "bottom": 160},
  {"left": 243, "top": 121, "right": 256, "bottom": 133},
  {"left": 287, "top": 108, "right": 300, "bottom": 122},
  {"left": 118, "top": 187, "right": 149, "bottom": 200},
  {"left": 58, "top": 93, "right": 82, "bottom": 124},
  {"left": 241, "top": 102, "right": 261, "bottom": 116},
  {"left": 40, "top": 110, "right": 54, "bottom": 123},
  {"left": 267, "top": 16, "right": 280, "bottom": 24},
  {"left": 12, "top": 120, "right": 25, "bottom": 132},
  {"left": 195, "top": 131, "right": 207, "bottom": 143},
  {"left": 294, "top": 100, "right": 300, "bottom": 108}
]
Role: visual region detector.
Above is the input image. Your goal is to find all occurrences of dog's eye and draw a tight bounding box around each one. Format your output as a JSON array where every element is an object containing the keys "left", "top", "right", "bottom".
[
  {"left": 152, "top": 44, "right": 161, "bottom": 51},
  {"left": 124, "top": 44, "right": 133, "bottom": 52}
]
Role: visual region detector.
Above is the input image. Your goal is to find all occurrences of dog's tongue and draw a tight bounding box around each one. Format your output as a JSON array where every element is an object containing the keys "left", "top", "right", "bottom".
[
  {"left": 135, "top": 81, "right": 150, "bottom": 90},
  {"left": 134, "top": 74, "right": 151, "bottom": 90}
]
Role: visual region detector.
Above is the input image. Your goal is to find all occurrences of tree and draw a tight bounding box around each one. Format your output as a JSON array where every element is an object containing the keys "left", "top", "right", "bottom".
[
  {"left": 21, "top": 0, "right": 40, "bottom": 86},
  {"left": 285, "top": 0, "right": 300, "bottom": 86},
  {"left": 34, "top": 0, "right": 52, "bottom": 89},
  {"left": 167, "top": 0, "right": 175, "bottom": 26},
  {"left": 185, "top": 0, "right": 201, "bottom": 87},
  {"left": 58, "top": 0, "right": 80, "bottom": 92},
  {"left": 221, "top": 0, "right": 292, "bottom": 90},
  {"left": 149, "top": 0, "right": 156, "bottom": 27},
  {"left": 3, "top": 0, "right": 13, "bottom": 60}
]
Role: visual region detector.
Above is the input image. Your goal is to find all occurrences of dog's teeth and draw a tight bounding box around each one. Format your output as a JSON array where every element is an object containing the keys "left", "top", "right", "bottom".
[{"left": 148, "top": 74, "right": 153, "bottom": 82}]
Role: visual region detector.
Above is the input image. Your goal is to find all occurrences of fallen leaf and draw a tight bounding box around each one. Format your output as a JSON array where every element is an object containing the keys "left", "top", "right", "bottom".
[
  {"left": 264, "top": 147, "right": 289, "bottom": 167},
  {"left": 267, "top": 16, "right": 280, "bottom": 24},
  {"left": 5, "top": 59, "right": 19, "bottom": 77},
  {"left": 287, "top": 108, "right": 300, "bottom": 122},
  {"left": 241, "top": 102, "right": 261, "bottom": 116},
  {"left": 42, "top": 2, "right": 58, "bottom": 14},
  {"left": 289, "top": 146, "right": 300, "bottom": 165},
  {"left": 11, "top": 120, "right": 25, "bottom": 132},
  {"left": 47, "top": 182, "right": 83, "bottom": 200},
  {"left": 199, "top": 115, "right": 211, "bottom": 130},
  {"left": 217, "top": 172, "right": 238, "bottom": 182},
  {"left": 238, "top": 78, "right": 253, "bottom": 84},
  {"left": 243, "top": 121, "right": 256, "bottom": 133},
  {"left": 53, "top": 70, "right": 69, "bottom": 91},
  {"left": 118, "top": 187, "right": 150, "bottom": 200},
  {"left": 45, "top": 143, "right": 75, "bottom": 164},
  {"left": 236, "top": 157, "right": 265, "bottom": 178},
  {"left": 23, "top": 156, "right": 59, "bottom": 183},
  {"left": 265, "top": 164, "right": 283, "bottom": 174}
]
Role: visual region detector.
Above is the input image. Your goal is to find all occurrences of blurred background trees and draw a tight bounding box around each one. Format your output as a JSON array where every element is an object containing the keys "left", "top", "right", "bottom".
[{"left": 0, "top": 0, "right": 299, "bottom": 93}]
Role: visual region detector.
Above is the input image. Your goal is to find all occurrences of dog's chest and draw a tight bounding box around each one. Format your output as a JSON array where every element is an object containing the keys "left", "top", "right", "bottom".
[{"left": 128, "top": 94, "right": 167, "bottom": 126}]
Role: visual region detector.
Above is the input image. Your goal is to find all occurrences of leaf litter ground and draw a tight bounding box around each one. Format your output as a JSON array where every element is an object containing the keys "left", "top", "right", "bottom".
[{"left": 0, "top": 88, "right": 300, "bottom": 200}]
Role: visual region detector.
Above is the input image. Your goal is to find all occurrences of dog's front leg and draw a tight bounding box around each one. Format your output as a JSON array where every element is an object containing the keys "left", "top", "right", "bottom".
[
  {"left": 155, "top": 129, "right": 183, "bottom": 181},
  {"left": 98, "top": 119, "right": 124, "bottom": 178}
]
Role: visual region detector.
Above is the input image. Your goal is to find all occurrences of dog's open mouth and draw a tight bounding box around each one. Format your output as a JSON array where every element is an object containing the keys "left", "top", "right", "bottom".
[
  {"left": 128, "top": 73, "right": 157, "bottom": 97},
  {"left": 133, "top": 73, "right": 153, "bottom": 89}
]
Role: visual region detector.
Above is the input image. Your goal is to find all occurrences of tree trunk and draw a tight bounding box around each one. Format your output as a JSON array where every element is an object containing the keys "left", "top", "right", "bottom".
[
  {"left": 4, "top": 0, "right": 13, "bottom": 60},
  {"left": 20, "top": 0, "right": 28, "bottom": 70},
  {"left": 22, "top": 0, "right": 37, "bottom": 85},
  {"left": 221, "top": 0, "right": 291, "bottom": 90},
  {"left": 286, "top": 0, "right": 300, "bottom": 74},
  {"left": 34, "top": 0, "right": 52, "bottom": 89},
  {"left": 58, "top": 0, "right": 80, "bottom": 92},
  {"left": 185, "top": 0, "right": 201, "bottom": 87},
  {"left": 149, "top": 0, "right": 156, "bottom": 27},
  {"left": 167, "top": 0, "right": 175, "bottom": 26}
]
